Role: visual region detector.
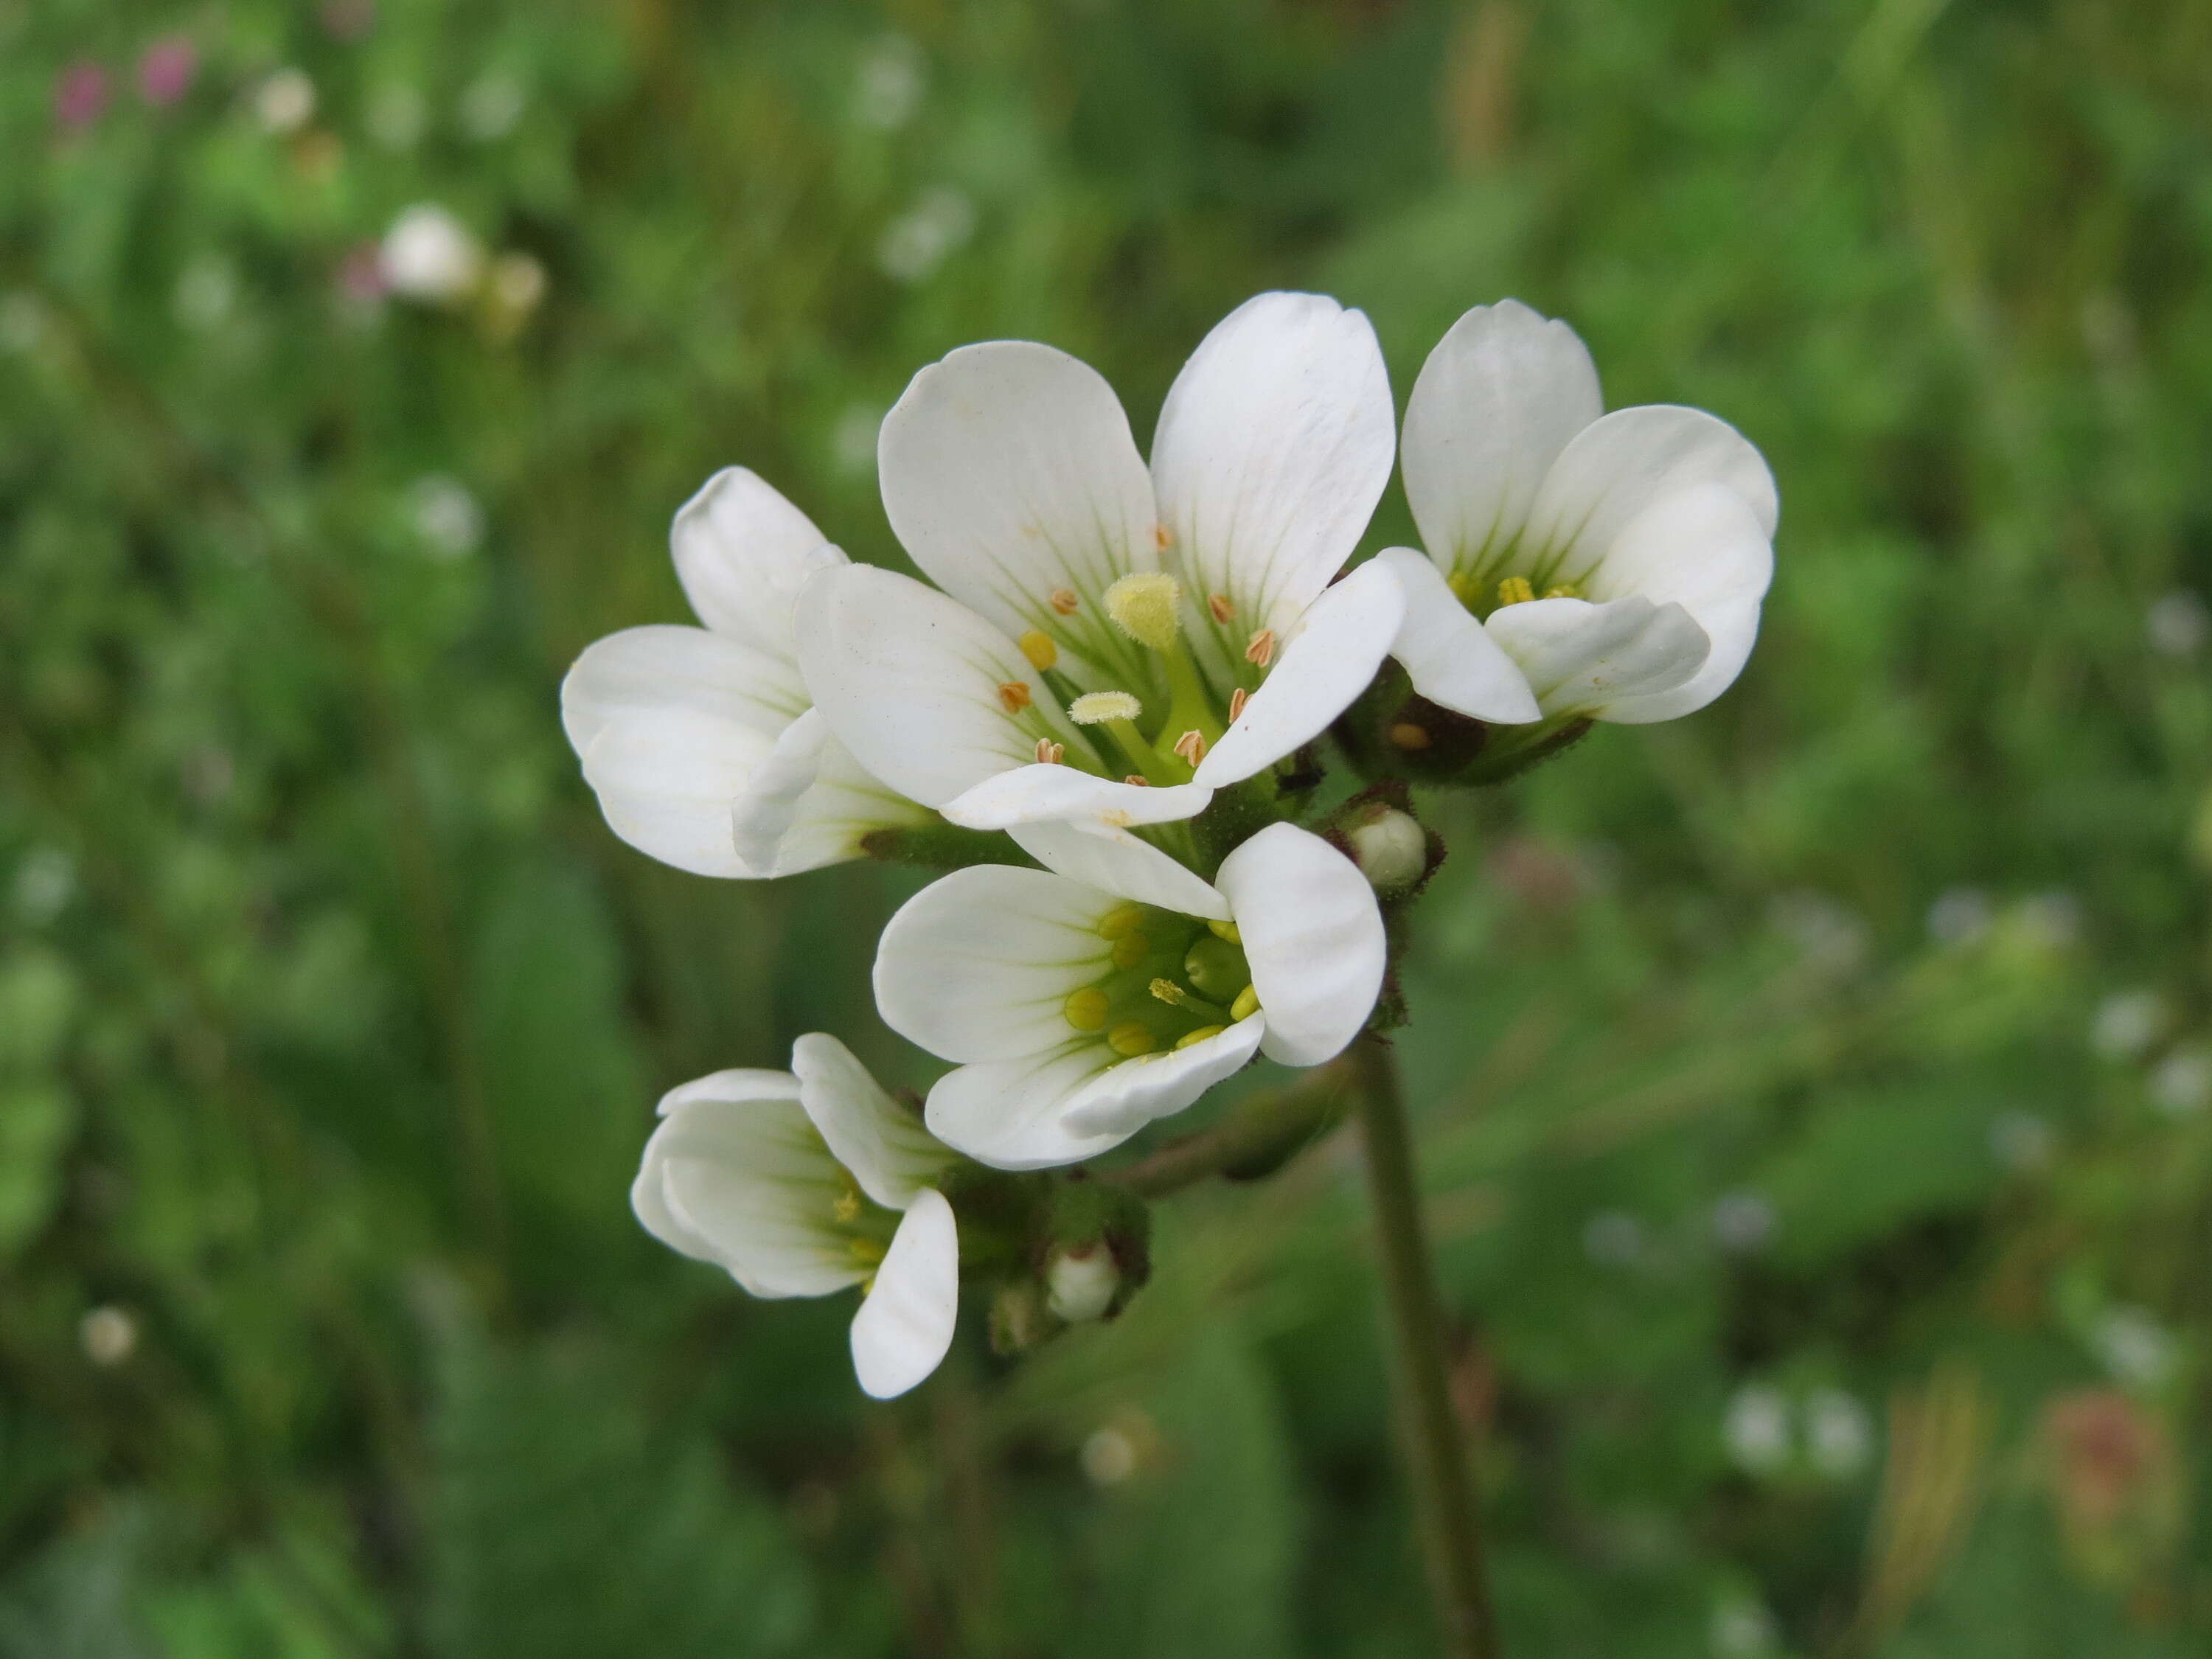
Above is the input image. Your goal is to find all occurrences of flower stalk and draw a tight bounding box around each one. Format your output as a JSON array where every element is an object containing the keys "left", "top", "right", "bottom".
[{"left": 1349, "top": 1035, "right": 1500, "bottom": 1659}]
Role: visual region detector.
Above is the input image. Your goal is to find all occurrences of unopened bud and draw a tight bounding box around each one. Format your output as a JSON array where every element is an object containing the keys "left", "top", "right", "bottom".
[
  {"left": 1046, "top": 1242, "right": 1121, "bottom": 1323},
  {"left": 1348, "top": 807, "right": 1429, "bottom": 895}
]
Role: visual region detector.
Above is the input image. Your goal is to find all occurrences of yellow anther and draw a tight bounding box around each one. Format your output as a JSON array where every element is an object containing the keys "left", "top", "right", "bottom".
[
  {"left": 833, "top": 1187, "right": 863, "bottom": 1224},
  {"left": 1244, "top": 628, "right": 1276, "bottom": 667},
  {"left": 1069, "top": 690, "right": 1142, "bottom": 725},
  {"left": 1175, "top": 1024, "right": 1225, "bottom": 1050},
  {"left": 1206, "top": 591, "right": 1234, "bottom": 624},
  {"left": 1207, "top": 919, "right": 1241, "bottom": 944},
  {"left": 1107, "top": 1022, "right": 1158, "bottom": 1057},
  {"left": 1018, "top": 629, "right": 1058, "bottom": 670},
  {"left": 1049, "top": 587, "right": 1080, "bottom": 614},
  {"left": 1063, "top": 987, "right": 1110, "bottom": 1032},
  {"left": 997, "top": 680, "right": 1032, "bottom": 713},
  {"left": 1389, "top": 721, "right": 1433, "bottom": 751},
  {"left": 1228, "top": 686, "right": 1248, "bottom": 722},
  {"left": 1035, "top": 738, "right": 1065, "bottom": 765},
  {"left": 1104, "top": 572, "right": 1183, "bottom": 652},
  {"left": 1172, "top": 729, "right": 1206, "bottom": 766},
  {"left": 1543, "top": 582, "right": 1580, "bottom": 600},
  {"left": 1153, "top": 524, "right": 1174, "bottom": 550},
  {"left": 849, "top": 1237, "right": 887, "bottom": 1266},
  {"left": 1447, "top": 570, "right": 1481, "bottom": 608},
  {"left": 1228, "top": 984, "right": 1260, "bottom": 1021},
  {"left": 1111, "top": 931, "right": 1151, "bottom": 970},
  {"left": 1098, "top": 903, "right": 1147, "bottom": 939},
  {"left": 1495, "top": 575, "right": 1535, "bottom": 607},
  {"left": 1123, "top": 773, "right": 1150, "bottom": 786}
]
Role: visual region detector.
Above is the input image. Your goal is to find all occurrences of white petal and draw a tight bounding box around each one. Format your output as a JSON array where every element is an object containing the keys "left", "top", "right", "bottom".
[
  {"left": 792, "top": 1032, "right": 952, "bottom": 1211},
  {"left": 1482, "top": 594, "right": 1709, "bottom": 718},
  {"left": 635, "top": 1085, "right": 861, "bottom": 1299},
  {"left": 1192, "top": 556, "right": 1405, "bottom": 787},
  {"left": 579, "top": 708, "right": 776, "bottom": 878},
  {"left": 849, "top": 1188, "right": 960, "bottom": 1398},
  {"left": 561, "top": 624, "right": 807, "bottom": 758},
  {"left": 941, "top": 764, "right": 1211, "bottom": 832},
  {"left": 1215, "top": 824, "right": 1385, "bottom": 1068},
  {"left": 874, "top": 866, "right": 1112, "bottom": 1064},
  {"left": 877, "top": 341, "right": 1159, "bottom": 685},
  {"left": 796, "top": 564, "right": 1075, "bottom": 810},
  {"left": 1601, "top": 597, "right": 1762, "bottom": 724},
  {"left": 729, "top": 707, "right": 831, "bottom": 874},
  {"left": 922, "top": 1047, "right": 1128, "bottom": 1171},
  {"left": 1375, "top": 547, "right": 1540, "bottom": 723},
  {"left": 1152, "top": 292, "right": 1397, "bottom": 644},
  {"left": 1058, "top": 1016, "right": 1266, "bottom": 1141},
  {"left": 656, "top": 1068, "right": 806, "bottom": 1116},
  {"left": 670, "top": 467, "right": 849, "bottom": 657},
  {"left": 1400, "top": 299, "right": 1603, "bottom": 571},
  {"left": 1006, "top": 821, "right": 1231, "bottom": 920},
  {"left": 754, "top": 726, "right": 934, "bottom": 877},
  {"left": 1523, "top": 406, "right": 1778, "bottom": 585}
]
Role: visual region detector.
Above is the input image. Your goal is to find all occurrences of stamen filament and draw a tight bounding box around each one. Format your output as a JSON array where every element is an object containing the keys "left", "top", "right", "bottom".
[{"left": 1149, "top": 978, "right": 1232, "bottom": 1022}]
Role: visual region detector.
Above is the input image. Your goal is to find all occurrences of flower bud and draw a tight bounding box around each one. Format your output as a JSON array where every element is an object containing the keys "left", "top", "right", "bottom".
[
  {"left": 1347, "top": 806, "right": 1428, "bottom": 896},
  {"left": 1046, "top": 1242, "right": 1120, "bottom": 1324}
]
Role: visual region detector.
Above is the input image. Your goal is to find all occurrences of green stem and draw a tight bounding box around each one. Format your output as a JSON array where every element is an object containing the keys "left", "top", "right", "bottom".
[{"left": 1349, "top": 1035, "right": 1500, "bottom": 1659}]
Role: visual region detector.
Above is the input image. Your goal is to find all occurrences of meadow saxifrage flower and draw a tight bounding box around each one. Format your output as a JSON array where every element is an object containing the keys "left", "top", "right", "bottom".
[
  {"left": 562, "top": 468, "right": 928, "bottom": 877},
  {"left": 632, "top": 1034, "right": 961, "bottom": 1399},
  {"left": 872, "top": 821, "right": 1385, "bottom": 1169}
]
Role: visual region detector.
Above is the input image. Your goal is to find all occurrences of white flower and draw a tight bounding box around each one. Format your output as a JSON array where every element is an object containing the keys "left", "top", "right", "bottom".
[
  {"left": 254, "top": 68, "right": 316, "bottom": 134},
  {"left": 1723, "top": 1385, "right": 1792, "bottom": 1475},
  {"left": 378, "top": 205, "right": 485, "bottom": 304},
  {"left": 1382, "top": 299, "right": 1777, "bottom": 726},
  {"left": 1804, "top": 1388, "right": 1873, "bottom": 1478},
  {"left": 562, "top": 468, "right": 929, "bottom": 878},
  {"left": 632, "top": 1034, "right": 961, "bottom": 1399},
  {"left": 873, "top": 821, "right": 1385, "bottom": 1169},
  {"left": 796, "top": 292, "right": 1406, "bottom": 860}
]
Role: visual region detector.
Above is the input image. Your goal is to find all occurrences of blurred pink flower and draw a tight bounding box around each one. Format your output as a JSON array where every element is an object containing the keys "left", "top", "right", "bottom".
[
  {"left": 137, "top": 37, "right": 198, "bottom": 107},
  {"left": 54, "top": 60, "right": 111, "bottom": 133},
  {"left": 335, "top": 243, "right": 388, "bottom": 305}
]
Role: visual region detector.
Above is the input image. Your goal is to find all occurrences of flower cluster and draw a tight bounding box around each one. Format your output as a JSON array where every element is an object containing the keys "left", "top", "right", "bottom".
[{"left": 566, "top": 293, "right": 1775, "bottom": 1395}]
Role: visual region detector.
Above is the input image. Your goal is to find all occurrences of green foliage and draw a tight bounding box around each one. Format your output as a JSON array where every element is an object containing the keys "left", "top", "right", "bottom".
[{"left": 5, "top": 0, "right": 2212, "bottom": 1653}]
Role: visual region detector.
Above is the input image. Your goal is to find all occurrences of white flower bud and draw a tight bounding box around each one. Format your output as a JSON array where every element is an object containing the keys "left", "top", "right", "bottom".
[
  {"left": 1347, "top": 806, "right": 1427, "bottom": 894},
  {"left": 1046, "top": 1243, "right": 1119, "bottom": 1324},
  {"left": 379, "top": 205, "right": 484, "bottom": 304}
]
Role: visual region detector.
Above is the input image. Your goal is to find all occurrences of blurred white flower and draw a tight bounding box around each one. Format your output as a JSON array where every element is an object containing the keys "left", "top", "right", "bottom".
[
  {"left": 1767, "top": 888, "right": 1869, "bottom": 975},
  {"left": 854, "top": 33, "right": 926, "bottom": 130},
  {"left": 0, "top": 289, "right": 49, "bottom": 353},
  {"left": 2091, "top": 988, "right": 2165, "bottom": 1062},
  {"left": 366, "top": 83, "right": 427, "bottom": 150},
  {"left": 490, "top": 251, "right": 546, "bottom": 316},
  {"left": 2146, "top": 590, "right": 2208, "bottom": 658},
  {"left": 12, "top": 848, "right": 75, "bottom": 925},
  {"left": 1926, "top": 885, "right": 1992, "bottom": 946},
  {"left": 380, "top": 205, "right": 485, "bottom": 304},
  {"left": 1081, "top": 1422, "right": 1141, "bottom": 1486},
  {"left": 254, "top": 67, "right": 316, "bottom": 134},
  {"left": 1711, "top": 1192, "right": 1775, "bottom": 1254},
  {"left": 2149, "top": 1046, "right": 2211, "bottom": 1117},
  {"left": 1804, "top": 1388, "right": 1874, "bottom": 1478},
  {"left": 173, "top": 256, "right": 238, "bottom": 330},
  {"left": 2092, "top": 1307, "right": 2176, "bottom": 1390},
  {"left": 877, "top": 185, "right": 975, "bottom": 283},
  {"left": 80, "top": 1305, "right": 138, "bottom": 1366},
  {"left": 830, "top": 402, "right": 884, "bottom": 476},
  {"left": 1724, "top": 1385, "right": 1792, "bottom": 1475},
  {"left": 459, "top": 72, "right": 526, "bottom": 141},
  {"left": 1710, "top": 1597, "right": 1778, "bottom": 1658},
  {"left": 407, "top": 476, "right": 485, "bottom": 559},
  {"left": 1582, "top": 1210, "right": 1645, "bottom": 1268},
  {"left": 1988, "top": 1110, "right": 2053, "bottom": 1172}
]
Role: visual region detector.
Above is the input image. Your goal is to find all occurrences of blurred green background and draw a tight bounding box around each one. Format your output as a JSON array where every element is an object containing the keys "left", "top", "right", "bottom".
[{"left": 5, "top": 0, "right": 2212, "bottom": 1653}]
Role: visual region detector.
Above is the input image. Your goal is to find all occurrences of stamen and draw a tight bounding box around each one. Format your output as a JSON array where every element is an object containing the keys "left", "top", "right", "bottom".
[
  {"left": 1150, "top": 978, "right": 1231, "bottom": 1020},
  {"left": 1208, "top": 919, "right": 1241, "bottom": 943},
  {"left": 1447, "top": 570, "right": 1481, "bottom": 608},
  {"left": 1018, "top": 629, "right": 1058, "bottom": 670},
  {"left": 1104, "top": 572, "right": 1183, "bottom": 652},
  {"left": 1389, "top": 722, "right": 1433, "bottom": 751},
  {"left": 1175, "top": 1024, "right": 1225, "bottom": 1050},
  {"left": 1110, "top": 931, "right": 1151, "bottom": 970},
  {"left": 997, "top": 681, "right": 1033, "bottom": 713},
  {"left": 1543, "top": 582, "right": 1580, "bottom": 600},
  {"left": 1153, "top": 524, "right": 1174, "bottom": 550},
  {"left": 1069, "top": 690, "right": 1142, "bottom": 725},
  {"left": 1034, "top": 738, "right": 1065, "bottom": 765},
  {"left": 1495, "top": 575, "right": 1535, "bottom": 607},
  {"left": 1107, "top": 1022, "right": 1158, "bottom": 1057},
  {"left": 1124, "top": 773, "right": 1150, "bottom": 786},
  {"left": 1228, "top": 686, "right": 1248, "bottom": 722},
  {"left": 1244, "top": 629, "right": 1275, "bottom": 667},
  {"left": 1063, "top": 987, "right": 1109, "bottom": 1032},
  {"left": 1049, "top": 588, "right": 1081, "bottom": 614},
  {"left": 849, "top": 1237, "right": 887, "bottom": 1266},
  {"left": 1207, "top": 591, "right": 1234, "bottom": 624},
  {"left": 1097, "top": 904, "right": 1147, "bottom": 939},
  {"left": 1172, "top": 729, "right": 1206, "bottom": 766},
  {"left": 1229, "top": 984, "right": 1260, "bottom": 1021},
  {"left": 832, "top": 1186, "right": 862, "bottom": 1223}
]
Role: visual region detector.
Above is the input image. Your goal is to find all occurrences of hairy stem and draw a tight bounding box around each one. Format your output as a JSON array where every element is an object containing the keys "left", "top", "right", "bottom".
[{"left": 1350, "top": 1035, "right": 1500, "bottom": 1659}]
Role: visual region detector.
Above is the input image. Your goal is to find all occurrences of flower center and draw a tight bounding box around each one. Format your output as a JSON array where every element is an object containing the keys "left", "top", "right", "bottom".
[
  {"left": 1447, "top": 570, "right": 1583, "bottom": 619},
  {"left": 1062, "top": 904, "right": 1253, "bottom": 1057}
]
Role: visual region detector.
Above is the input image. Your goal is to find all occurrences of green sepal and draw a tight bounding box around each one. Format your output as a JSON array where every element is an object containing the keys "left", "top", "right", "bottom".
[{"left": 860, "top": 818, "right": 1032, "bottom": 871}]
